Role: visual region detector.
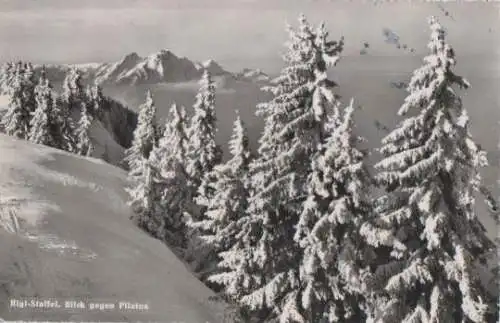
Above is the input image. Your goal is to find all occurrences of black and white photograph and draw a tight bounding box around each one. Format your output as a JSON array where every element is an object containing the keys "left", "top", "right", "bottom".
[{"left": 0, "top": 0, "right": 498, "bottom": 322}]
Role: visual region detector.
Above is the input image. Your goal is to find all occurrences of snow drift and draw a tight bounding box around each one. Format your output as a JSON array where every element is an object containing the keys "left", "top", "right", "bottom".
[{"left": 0, "top": 134, "right": 227, "bottom": 322}]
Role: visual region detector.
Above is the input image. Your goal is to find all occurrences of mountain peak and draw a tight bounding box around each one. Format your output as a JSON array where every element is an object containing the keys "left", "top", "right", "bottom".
[
  {"left": 235, "top": 67, "right": 270, "bottom": 83},
  {"left": 93, "top": 52, "right": 143, "bottom": 85},
  {"left": 202, "top": 59, "right": 218, "bottom": 67},
  {"left": 152, "top": 49, "right": 176, "bottom": 59},
  {"left": 124, "top": 52, "right": 141, "bottom": 61},
  {"left": 195, "top": 59, "right": 227, "bottom": 76},
  {"left": 118, "top": 52, "right": 142, "bottom": 66}
]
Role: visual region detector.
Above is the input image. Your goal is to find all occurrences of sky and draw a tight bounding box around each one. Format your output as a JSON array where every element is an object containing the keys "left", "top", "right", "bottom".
[{"left": 0, "top": 0, "right": 498, "bottom": 72}]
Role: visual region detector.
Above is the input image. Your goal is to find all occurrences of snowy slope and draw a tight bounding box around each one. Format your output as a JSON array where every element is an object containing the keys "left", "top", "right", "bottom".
[
  {"left": 67, "top": 108, "right": 126, "bottom": 166},
  {"left": 88, "top": 118, "right": 126, "bottom": 165},
  {"left": 0, "top": 134, "right": 227, "bottom": 322},
  {"left": 0, "top": 95, "right": 7, "bottom": 111}
]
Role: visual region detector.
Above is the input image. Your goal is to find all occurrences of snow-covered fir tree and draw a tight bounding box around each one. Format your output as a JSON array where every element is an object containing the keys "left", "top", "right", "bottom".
[
  {"left": 126, "top": 157, "right": 163, "bottom": 238},
  {"left": 291, "top": 98, "right": 374, "bottom": 322},
  {"left": 215, "top": 15, "right": 344, "bottom": 321},
  {"left": 23, "top": 62, "right": 37, "bottom": 117},
  {"left": 186, "top": 69, "right": 223, "bottom": 202},
  {"left": 148, "top": 103, "right": 191, "bottom": 248},
  {"left": 189, "top": 113, "right": 253, "bottom": 281},
  {"left": 28, "top": 67, "right": 56, "bottom": 146},
  {"left": 0, "top": 62, "right": 15, "bottom": 94},
  {"left": 125, "top": 91, "right": 161, "bottom": 240},
  {"left": 75, "top": 101, "right": 94, "bottom": 156},
  {"left": 62, "top": 68, "right": 86, "bottom": 105},
  {"left": 361, "top": 16, "right": 497, "bottom": 323},
  {"left": 124, "top": 90, "right": 158, "bottom": 172},
  {"left": 154, "top": 118, "right": 166, "bottom": 150},
  {"left": 55, "top": 69, "right": 89, "bottom": 152},
  {"left": 88, "top": 84, "right": 105, "bottom": 119},
  {"left": 48, "top": 95, "right": 74, "bottom": 152},
  {"left": 1, "top": 62, "right": 31, "bottom": 139}
]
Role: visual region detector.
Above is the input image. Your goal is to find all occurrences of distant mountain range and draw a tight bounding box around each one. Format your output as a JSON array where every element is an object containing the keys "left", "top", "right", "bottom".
[{"left": 0, "top": 50, "right": 271, "bottom": 89}]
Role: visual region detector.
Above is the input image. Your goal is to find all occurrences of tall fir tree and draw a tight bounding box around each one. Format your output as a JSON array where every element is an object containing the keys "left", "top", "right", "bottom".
[
  {"left": 186, "top": 69, "right": 223, "bottom": 203},
  {"left": 124, "top": 90, "right": 158, "bottom": 172},
  {"left": 291, "top": 99, "right": 374, "bottom": 322},
  {"left": 1, "top": 62, "right": 32, "bottom": 139},
  {"left": 361, "top": 17, "right": 497, "bottom": 322},
  {"left": 28, "top": 67, "right": 56, "bottom": 146},
  {"left": 75, "top": 101, "right": 94, "bottom": 157},
  {"left": 190, "top": 113, "right": 253, "bottom": 281},
  {"left": 215, "top": 15, "right": 344, "bottom": 321},
  {"left": 148, "top": 103, "right": 191, "bottom": 248},
  {"left": 125, "top": 91, "right": 160, "bottom": 240}
]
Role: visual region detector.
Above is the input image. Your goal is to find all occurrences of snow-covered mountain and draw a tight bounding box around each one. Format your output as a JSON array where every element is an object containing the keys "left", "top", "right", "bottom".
[
  {"left": 101, "top": 50, "right": 203, "bottom": 85},
  {"left": 93, "top": 51, "right": 267, "bottom": 86},
  {"left": 0, "top": 50, "right": 270, "bottom": 90},
  {"left": 234, "top": 68, "right": 271, "bottom": 83},
  {"left": 93, "top": 52, "right": 142, "bottom": 85},
  {"left": 0, "top": 134, "right": 227, "bottom": 322},
  {"left": 194, "top": 59, "right": 230, "bottom": 77}
]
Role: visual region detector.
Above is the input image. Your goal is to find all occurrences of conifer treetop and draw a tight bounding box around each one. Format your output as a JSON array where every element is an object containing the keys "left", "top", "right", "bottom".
[
  {"left": 63, "top": 68, "right": 85, "bottom": 100},
  {"left": 155, "top": 103, "right": 188, "bottom": 166},
  {"left": 227, "top": 111, "right": 252, "bottom": 176},
  {"left": 255, "top": 14, "right": 344, "bottom": 166},
  {"left": 125, "top": 90, "right": 158, "bottom": 171},
  {"left": 186, "top": 69, "right": 221, "bottom": 185},
  {"left": 191, "top": 69, "right": 217, "bottom": 134}
]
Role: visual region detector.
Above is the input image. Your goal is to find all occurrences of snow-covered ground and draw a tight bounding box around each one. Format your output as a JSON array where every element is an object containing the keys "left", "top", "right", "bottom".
[
  {"left": 0, "top": 95, "right": 8, "bottom": 111},
  {"left": 0, "top": 134, "right": 227, "bottom": 322}
]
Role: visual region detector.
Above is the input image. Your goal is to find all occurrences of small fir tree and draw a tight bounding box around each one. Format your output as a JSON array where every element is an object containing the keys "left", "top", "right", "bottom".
[
  {"left": 126, "top": 158, "right": 164, "bottom": 237},
  {"left": 75, "top": 101, "right": 94, "bottom": 156},
  {"left": 28, "top": 67, "right": 56, "bottom": 146}
]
